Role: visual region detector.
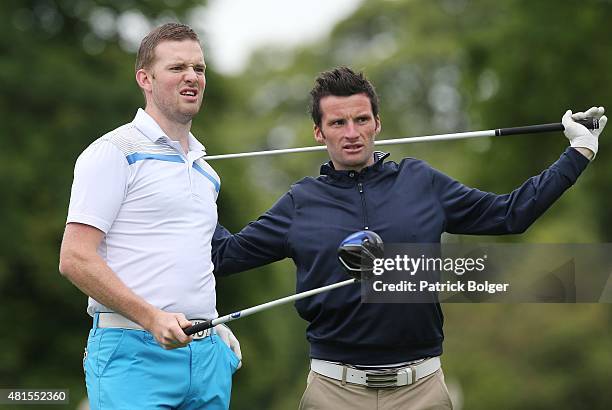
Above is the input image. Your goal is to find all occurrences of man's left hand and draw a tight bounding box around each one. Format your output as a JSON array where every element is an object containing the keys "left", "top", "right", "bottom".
[
  {"left": 563, "top": 106, "right": 607, "bottom": 160},
  {"left": 215, "top": 324, "right": 242, "bottom": 369}
]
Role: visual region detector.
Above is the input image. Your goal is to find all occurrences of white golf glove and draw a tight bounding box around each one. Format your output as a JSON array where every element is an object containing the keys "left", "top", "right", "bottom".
[
  {"left": 562, "top": 106, "right": 607, "bottom": 160},
  {"left": 215, "top": 324, "right": 242, "bottom": 369}
]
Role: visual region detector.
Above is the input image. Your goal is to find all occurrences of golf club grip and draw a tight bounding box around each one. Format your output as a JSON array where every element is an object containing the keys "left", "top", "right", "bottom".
[
  {"left": 184, "top": 319, "right": 214, "bottom": 336},
  {"left": 496, "top": 117, "right": 598, "bottom": 136}
]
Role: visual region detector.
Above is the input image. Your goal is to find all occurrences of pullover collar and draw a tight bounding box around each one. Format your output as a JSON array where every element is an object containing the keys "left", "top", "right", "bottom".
[{"left": 320, "top": 151, "right": 390, "bottom": 183}]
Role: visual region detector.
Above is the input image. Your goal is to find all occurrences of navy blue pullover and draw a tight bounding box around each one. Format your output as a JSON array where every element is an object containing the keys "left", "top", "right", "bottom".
[{"left": 212, "top": 148, "right": 589, "bottom": 365}]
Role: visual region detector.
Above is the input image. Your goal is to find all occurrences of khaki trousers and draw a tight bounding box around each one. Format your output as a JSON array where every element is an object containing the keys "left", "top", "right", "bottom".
[{"left": 298, "top": 368, "right": 453, "bottom": 410}]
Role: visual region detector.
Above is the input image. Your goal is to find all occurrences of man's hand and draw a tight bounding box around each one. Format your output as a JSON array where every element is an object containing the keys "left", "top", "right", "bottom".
[
  {"left": 144, "top": 310, "right": 194, "bottom": 350},
  {"left": 215, "top": 324, "right": 242, "bottom": 369},
  {"left": 563, "top": 106, "right": 607, "bottom": 160}
]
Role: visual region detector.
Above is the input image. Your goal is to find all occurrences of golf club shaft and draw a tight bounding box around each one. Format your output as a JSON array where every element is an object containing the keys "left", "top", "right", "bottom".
[
  {"left": 203, "top": 118, "right": 598, "bottom": 160},
  {"left": 184, "top": 278, "right": 357, "bottom": 335}
]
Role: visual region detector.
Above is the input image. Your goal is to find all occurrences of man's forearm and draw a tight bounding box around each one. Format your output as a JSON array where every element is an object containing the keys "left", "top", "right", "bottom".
[
  {"left": 59, "top": 223, "right": 194, "bottom": 349},
  {"left": 59, "top": 252, "right": 157, "bottom": 329}
]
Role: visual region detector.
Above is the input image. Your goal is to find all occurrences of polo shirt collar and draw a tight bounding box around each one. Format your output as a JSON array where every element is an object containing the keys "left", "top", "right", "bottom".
[
  {"left": 187, "top": 133, "right": 206, "bottom": 154},
  {"left": 132, "top": 108, "right": 207, "bottom": 155}
]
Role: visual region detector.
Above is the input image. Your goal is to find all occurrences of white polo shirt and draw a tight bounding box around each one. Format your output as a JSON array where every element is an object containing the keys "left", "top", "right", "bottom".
[{"left": 67, "top": 109, "right": 220, "bottom": 319}]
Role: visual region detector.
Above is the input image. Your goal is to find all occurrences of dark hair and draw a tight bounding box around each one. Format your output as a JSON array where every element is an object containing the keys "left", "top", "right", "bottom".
[
  {"left": 309, "top": 66, "right": 379, "bottom": 127},
  {"left": 135, "top": 23, "right": 200, "bottom": 71}
]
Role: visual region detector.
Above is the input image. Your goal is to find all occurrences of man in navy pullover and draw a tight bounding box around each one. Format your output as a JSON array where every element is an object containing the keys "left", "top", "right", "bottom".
[{"left": 212, "top": 67, "right": 606, "bottom": 409}]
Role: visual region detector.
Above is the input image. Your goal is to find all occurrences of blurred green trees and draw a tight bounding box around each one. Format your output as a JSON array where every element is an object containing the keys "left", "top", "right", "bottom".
[{"left": 1, "top": 0, "right": 611, "bottom": 409}]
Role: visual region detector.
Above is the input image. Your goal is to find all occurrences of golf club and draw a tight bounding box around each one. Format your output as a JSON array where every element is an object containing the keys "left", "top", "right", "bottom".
[
  {"left": 202, "top": 118, "right": 599, "bottom": 160},
  {"left": 184, "top": 231, "right": 384, "bottom": 336}
]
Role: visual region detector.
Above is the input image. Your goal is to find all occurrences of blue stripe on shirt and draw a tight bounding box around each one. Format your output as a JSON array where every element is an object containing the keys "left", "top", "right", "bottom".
[
  {"left": 125, "top": 152, "right": 220, "bottom": 192},
  {"left": 126, "top": 153, "right": 185, "bottom": 165},
  {"left": 193, "top": 163, "right": 221, "bottom": 192}
]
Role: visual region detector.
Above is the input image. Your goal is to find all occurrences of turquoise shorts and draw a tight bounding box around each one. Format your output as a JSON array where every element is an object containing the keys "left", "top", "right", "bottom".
[{"left": 84, "top": 314, "right": 240, "bottom": 409}]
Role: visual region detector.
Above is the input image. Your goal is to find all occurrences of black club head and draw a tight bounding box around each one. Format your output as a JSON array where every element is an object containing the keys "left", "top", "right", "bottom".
[{"left": 337, "top": 231, "right": 384, "bottom": 280}]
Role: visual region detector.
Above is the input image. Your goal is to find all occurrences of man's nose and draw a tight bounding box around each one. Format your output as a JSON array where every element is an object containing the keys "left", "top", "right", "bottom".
[
  {"left": 184, "top": 67, "right": 199, "bottom": 82},
  {"left": 345, "top": 121, "right": 359, "bottom": 139}
]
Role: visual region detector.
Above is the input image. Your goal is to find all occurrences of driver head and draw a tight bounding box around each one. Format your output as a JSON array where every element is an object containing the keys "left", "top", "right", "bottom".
[{"left": 337, "top": 230, "right": 384, "bottom": 280}]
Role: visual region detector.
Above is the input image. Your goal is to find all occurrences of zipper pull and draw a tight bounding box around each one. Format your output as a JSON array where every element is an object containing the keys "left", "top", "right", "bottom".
[{"left": 358, "top": 182, "right": 363, "bottom": 193}]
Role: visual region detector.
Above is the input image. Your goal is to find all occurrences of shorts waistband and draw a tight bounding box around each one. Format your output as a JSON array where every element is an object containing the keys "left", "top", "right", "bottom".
[{"left": 96, "top": 312, "right": 214, "bottom": 339}]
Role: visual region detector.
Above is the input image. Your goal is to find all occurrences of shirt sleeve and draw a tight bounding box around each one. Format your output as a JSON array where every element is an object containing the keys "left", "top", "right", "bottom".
[
  {"left": 212, "top": 191, "right": 295, "bottom": 276},
  {"left": 66, "top": 140, "right": 129, "bottom": 233},
  {"left": 433, "top": 147, "right": 589, "bottom": 235}
]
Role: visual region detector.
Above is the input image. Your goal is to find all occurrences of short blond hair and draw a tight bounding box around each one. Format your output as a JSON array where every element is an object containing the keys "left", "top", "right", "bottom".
[{"left": 135, "top": 23, "right": 200, "bottom": 71}]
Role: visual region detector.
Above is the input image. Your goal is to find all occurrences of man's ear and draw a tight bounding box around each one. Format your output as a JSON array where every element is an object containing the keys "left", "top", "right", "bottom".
[
  {"left": 375, "top": 115, "right": 382, "bottom": 135},
  {"left": 136, "top": 68, "right": 153, "bottom": 93},
  {"left": 314, "top": 124, "right": 325, "bottom": 144}
]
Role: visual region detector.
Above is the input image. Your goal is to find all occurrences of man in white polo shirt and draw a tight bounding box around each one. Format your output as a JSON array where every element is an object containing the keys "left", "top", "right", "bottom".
[{"left": 59, "top": 23, "right": 240, "bottom": 409}]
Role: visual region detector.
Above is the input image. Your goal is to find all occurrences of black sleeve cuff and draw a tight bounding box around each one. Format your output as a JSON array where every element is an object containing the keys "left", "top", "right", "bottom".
[{"left": 560, "top": 147, "right": 590, "bottom": 182}]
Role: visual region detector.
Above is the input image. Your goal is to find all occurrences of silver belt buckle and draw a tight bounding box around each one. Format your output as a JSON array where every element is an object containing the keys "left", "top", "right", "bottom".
[
  {"left": 189, "top": 319, "right": 212, "bottom": 340},
  {"left": 365, "top": 370, "right": 399, "bottom": 388}
]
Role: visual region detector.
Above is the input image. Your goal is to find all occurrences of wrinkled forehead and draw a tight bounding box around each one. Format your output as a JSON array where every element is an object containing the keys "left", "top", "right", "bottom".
[{"left": 152, "top": 39, "right": 205, "bottom": 65}]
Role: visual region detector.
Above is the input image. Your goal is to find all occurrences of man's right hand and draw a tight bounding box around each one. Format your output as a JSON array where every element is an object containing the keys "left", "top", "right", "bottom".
[{"left": 144, "top": 310, "right": 194, "bottom": 350}]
